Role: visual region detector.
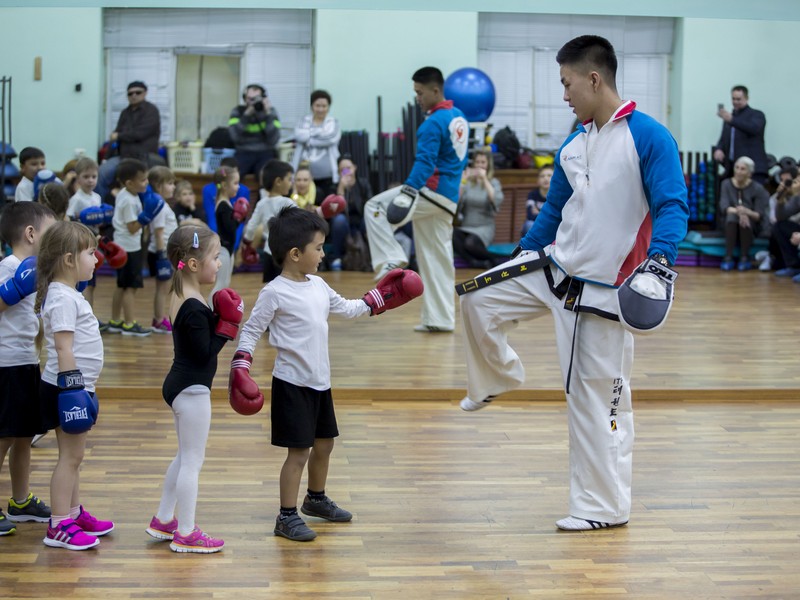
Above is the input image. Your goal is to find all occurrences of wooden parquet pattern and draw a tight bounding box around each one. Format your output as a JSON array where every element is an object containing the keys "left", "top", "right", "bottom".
[
  {"left": 2, "top": 398, "right": 799, "bottom": 598},
  {"left": 91, "top": 266, "right": 800, "bottom": 399},
  {"left": 2, "top": 266, "right": 800, "bottom": 598}
]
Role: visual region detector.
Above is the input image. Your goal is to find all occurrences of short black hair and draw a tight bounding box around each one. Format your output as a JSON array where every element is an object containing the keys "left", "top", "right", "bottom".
[
  {"left": 0, "top": 200, "right": 55, "bottom": 246},
  {"left": 310, "top": 89, "right": 331, "bottom": 106},
  {"left": 260, "top": 159, "right": 294, "bottom": 192},
  {"left": 732, "top": 85, "right": 749, "bottom": 97},
  {"left": 244, "top": 83, "right": 266, "bottom": 98},
  {"left": 116, "top": 158, "right": 148, "bottom": 186},
  {"left": 268, "top": 206, "right": 329, "bottom": 266},
  {"left": 556, "top": 35, "right": 618, "bottom": 84},
  {"left": 412, "top": 67, "right": 444, "bottom": 88},
  {"left": 220, "top": 156, "right": 238, "bottom": 169},
  {"left": 19, "top": 146, "right": 45, "bottom": 166}
]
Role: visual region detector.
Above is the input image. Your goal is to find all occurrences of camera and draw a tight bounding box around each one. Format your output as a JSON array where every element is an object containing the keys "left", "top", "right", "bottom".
[{"left": 253, "top": 98, "right": 265, "bottom": 112}]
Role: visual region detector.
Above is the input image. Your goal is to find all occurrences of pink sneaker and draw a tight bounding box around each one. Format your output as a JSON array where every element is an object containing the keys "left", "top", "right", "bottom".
[
  {"left": 74, "top": 506, "right": 114, "bottom": 536},
  {"left": 146, "top": 516, "right": 178, "bottom": 540},
  {"left": 169, "top": 527, "right": 224, "bottom": 553},
  {"left": 151, "top": 318, "right": 173, "bottom": 334},
  {"left": 43, "top": 518, "right": 99, "bottom": 550}
]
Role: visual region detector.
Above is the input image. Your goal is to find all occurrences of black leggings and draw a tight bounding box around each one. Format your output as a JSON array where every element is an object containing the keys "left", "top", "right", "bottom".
[
  {"left": 453, "top": 229, "right": 493, "bottom": 267},
  {"left": 724, "top": 220, "right": 754, "bottom": 260}
]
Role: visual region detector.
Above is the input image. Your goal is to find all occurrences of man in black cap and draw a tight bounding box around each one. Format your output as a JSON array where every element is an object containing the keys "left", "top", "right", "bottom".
[
  {"left": 97, "top": 81, "right": 165, "bottom": 200},
  {"left": 111, "top": 81, "right": 162, "bottom": 162}
]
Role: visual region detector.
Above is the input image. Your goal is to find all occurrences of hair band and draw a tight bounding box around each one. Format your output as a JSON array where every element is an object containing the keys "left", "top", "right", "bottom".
[
  {"left": 177, "top": 260, "right": 186, "bottom": 271},
  {"left": 192, "top": 232, "right": 200, "bottom": 249}
]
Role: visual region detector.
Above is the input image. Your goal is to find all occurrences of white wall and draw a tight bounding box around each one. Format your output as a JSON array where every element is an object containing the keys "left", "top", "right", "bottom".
[
  {"left": 0, "top": 8, "right": 103, "bottom": 171},
  {"left": 673, "top": 18, "right": 797, "bottom": 159},
  {"left": 314, "top": 10, "right": 477, "bottom": 138},
  {"left": 1, "top": 6, "right": 798, "bottom": 170}
]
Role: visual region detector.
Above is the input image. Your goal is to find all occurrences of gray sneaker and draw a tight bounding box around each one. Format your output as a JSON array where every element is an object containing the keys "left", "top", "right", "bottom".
[
  {"left": 121, "top": 321, "right": 152, "bottom": 337},
  {"left": 0, "top": 510, "right": 16, "bottom": 535},
  {"left": 301, "top": 495, "right": 352, "bottom": 522},
  {"left": 274, "top": 513, "right": 316, "bottom": 542},
  {"left": 7, "top": 493, "right": 51, "bottom": 523}
]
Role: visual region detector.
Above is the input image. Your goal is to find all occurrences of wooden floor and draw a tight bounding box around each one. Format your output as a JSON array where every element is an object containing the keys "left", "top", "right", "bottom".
[
  {"left": 93, "top": 265, "right": 800, "bottom": 400},
  {"left": 2, "top": 266, "right": 800, "bottom": 598}
]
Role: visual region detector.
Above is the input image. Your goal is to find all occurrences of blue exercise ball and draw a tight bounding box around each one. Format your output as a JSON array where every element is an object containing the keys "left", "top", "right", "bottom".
[{"left": 444, "top": 67, "right": 496, "bottom": 122}]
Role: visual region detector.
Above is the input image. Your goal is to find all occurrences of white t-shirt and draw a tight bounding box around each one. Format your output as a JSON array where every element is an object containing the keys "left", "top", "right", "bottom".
[
  {"left": 112, "top": 188, "right": 143, "bottom": 252},
  {"left": 67, "top": 189, "right": 102, "bottom": 220},
  {"left": 237, "top": 275, "right": 370, "bottom": 391},
  {"left": 41, "top": 282, "right": 104, "bottom": 392},
  {"left": 148, "top": 203, "right": 179, "bottom": 254},
  {"left": 0, "top": 255, "right": 39, "bottom": 367},
  {"left": 14, "top": 177, "right": 34, "bottom": 202},
  {"left": 243, "top": 195, "right": 296, "bottom": 254}
]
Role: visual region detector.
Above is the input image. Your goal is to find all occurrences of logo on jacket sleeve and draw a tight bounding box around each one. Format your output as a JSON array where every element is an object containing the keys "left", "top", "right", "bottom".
[{"left": 449, "top": 117, "right": 469, "bottom": 161}]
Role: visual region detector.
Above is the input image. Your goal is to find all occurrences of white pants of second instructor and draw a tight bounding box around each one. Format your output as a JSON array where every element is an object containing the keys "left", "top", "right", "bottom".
[
  {"left": 364, "top": 186, "right": 456, "bottom": 330},
  {"left": 209, "top": 247, "right": 233, "bottom": 302},
  {"left": 460, "top": 250, "right": 635, "bottom": 524}
]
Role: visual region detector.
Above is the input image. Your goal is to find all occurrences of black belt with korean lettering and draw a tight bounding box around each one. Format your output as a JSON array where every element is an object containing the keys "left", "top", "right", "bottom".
[{"left": 455, "top": 253, "right": 551, "bottom": 296}]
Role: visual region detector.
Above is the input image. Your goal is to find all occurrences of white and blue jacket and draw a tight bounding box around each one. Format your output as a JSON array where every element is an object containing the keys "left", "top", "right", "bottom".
[
  {"left": 405, "top": 100, "right": 469, "bottom": 203},
  {"left": 521, "top": 101, "right": 689, "bottom": 287}
]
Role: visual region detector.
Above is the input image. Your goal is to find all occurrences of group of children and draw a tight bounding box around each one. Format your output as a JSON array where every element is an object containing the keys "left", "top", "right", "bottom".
[{"left": 2, "top": 148, "right": 423, "bottom": 552}]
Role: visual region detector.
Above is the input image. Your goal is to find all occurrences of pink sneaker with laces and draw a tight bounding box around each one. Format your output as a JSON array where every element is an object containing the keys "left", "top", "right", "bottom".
[
  {"left": 43, "top": 518, "right": 99, "bottom": 550},
  {"left": 74, "top": 506, "right": 114, "bottom": 536},
  {"left": 151, "top": 318, "right": 173, "bottom": 334},
  {"left": 169, "top": 527, "right": 224, "bottom": 553},
  {"left": 146, "top": 516, "right": 178, "bottom": 540}
]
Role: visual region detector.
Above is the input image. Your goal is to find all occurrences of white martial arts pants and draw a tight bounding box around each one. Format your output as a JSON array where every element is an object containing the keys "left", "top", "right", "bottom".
[
  {"left": 209, "top": 246, "right": 233, "bottom": 302},
  {"left": 460, "top": 250, "right": 634, "bottom": 523},
  {"left": 364, "top": 186, "right": 457, "bottom": 330}
]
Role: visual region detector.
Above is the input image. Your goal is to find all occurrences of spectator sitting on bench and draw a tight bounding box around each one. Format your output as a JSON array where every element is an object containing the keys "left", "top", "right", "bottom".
[
  {"left": 453, "top": 149, "right": 504, "bottom": 269},
  {"left": 770, "top": 172, "right": 800, "bottom": 280},
  {"left": 719, "top": 156, "right": 769, "bottom": 271}
]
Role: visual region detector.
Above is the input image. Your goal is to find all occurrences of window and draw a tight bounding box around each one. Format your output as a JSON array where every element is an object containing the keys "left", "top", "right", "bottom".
[
  {"left": 103, "top": 8, "right": 312, "bottom": 143},
  {"left": 478, "top": 13, "right": 674, "bottom": 151}
]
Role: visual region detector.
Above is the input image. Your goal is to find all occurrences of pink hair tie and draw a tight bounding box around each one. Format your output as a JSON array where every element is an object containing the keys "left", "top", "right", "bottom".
[{"left": 177, "top": 260, "right": 186, "bottom": 271}]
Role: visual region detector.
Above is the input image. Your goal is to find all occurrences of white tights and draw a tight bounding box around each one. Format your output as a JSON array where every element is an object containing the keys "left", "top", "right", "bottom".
[{"left": 155, "top": 385, "right": 211, "bottom": 536}]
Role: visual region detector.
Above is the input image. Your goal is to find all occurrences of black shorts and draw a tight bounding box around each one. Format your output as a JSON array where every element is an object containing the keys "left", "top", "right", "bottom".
[
  {"left": 270, "top": 376, "right": 338, "bottom": 448},
  {"left": 39, "top": 380, "right": 99, "bottom": 433},
  {"left": 117, "top": 249, "right": 143, "bottom": 289},
  {"left": 147, "top": 251, "right": 157, "bottom": 278},
  {"left": 0, "top": 364, "right": 45, "bottom": 437}
]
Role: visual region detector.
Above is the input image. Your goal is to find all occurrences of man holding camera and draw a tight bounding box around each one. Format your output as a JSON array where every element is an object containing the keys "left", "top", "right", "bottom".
[
  {"left": 228, "top": 84, "right": 282, "bottom": 177},
  {"left": 713, "top": 85, "right": 768, "bottom": 183}
]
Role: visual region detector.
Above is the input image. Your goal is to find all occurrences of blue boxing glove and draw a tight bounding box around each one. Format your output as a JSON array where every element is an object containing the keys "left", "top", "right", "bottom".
[
  {"left": 0, "top": 255, "right": 37, "bottom": 306},
  {"left": 33, "top": 169, "right": 60, "bottom": 201},
  {"left": 155, "top": 250, "right": 173, "bottom": 281},
  {"left": 79, "top": 203, "right": 115, "bottom": 227},
  {"left": 76, "top": 281, "right": 89, "bottom": 293},
  {"left": 57, "top": 370, "right": 95, "bottom": 434},
  {"left": 137, "top": 186, "right": 165, "bottom": 226}
]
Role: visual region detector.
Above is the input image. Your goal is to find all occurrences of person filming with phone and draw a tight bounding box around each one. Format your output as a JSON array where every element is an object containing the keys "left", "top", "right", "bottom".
[
  {"left": 228, "top": 84, "right": 282, "bottom": 178},
  {"left": 712, "top": 85, "right": 768, "bottom": 183}
]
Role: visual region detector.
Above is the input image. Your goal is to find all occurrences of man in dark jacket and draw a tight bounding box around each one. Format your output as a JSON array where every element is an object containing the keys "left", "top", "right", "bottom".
[
  {"left": 111, "top": 81, "right": 161, "bottom": 161},
  {"left": 713, "top": 85, "right": 768, "bottom": 182},
  {"left": 228, "top": 84, "right": 281, "bottom": 177}
]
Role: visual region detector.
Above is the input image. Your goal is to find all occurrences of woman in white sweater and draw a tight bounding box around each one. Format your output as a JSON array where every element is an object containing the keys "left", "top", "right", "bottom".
[{"left": 291, "top": 90, "right": 341, "bottom": 198}]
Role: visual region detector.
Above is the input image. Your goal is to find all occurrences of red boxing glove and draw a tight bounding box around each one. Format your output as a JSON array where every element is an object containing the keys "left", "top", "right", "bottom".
[
  {"left": 320, "top": 194, "right": 346, "bottom": 219},
  {"left": 229, "top": 351, "right": 264, "bottom": 415},
  {"left": 241, "top": 240, "right": 259, "bottom": 266},
  {"left": 94, "top": 249, "right": 105, "bottom": 270},
  {"left": 98, "top": 238, "right": 128, "bottom": 269},
  {"left": 363, "top": 268, "right": 424, "bottom": 316},
  {"left": 212, "top": 288, "right": 244, "bottom": 340},
  {"left": 232, "top": 197, "right": 249, "bottom": 223}
]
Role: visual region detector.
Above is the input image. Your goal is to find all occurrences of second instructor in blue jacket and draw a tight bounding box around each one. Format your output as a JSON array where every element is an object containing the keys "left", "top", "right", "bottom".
[{"left": 364, "top": 67, "right": 469, "bottom": 333}]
